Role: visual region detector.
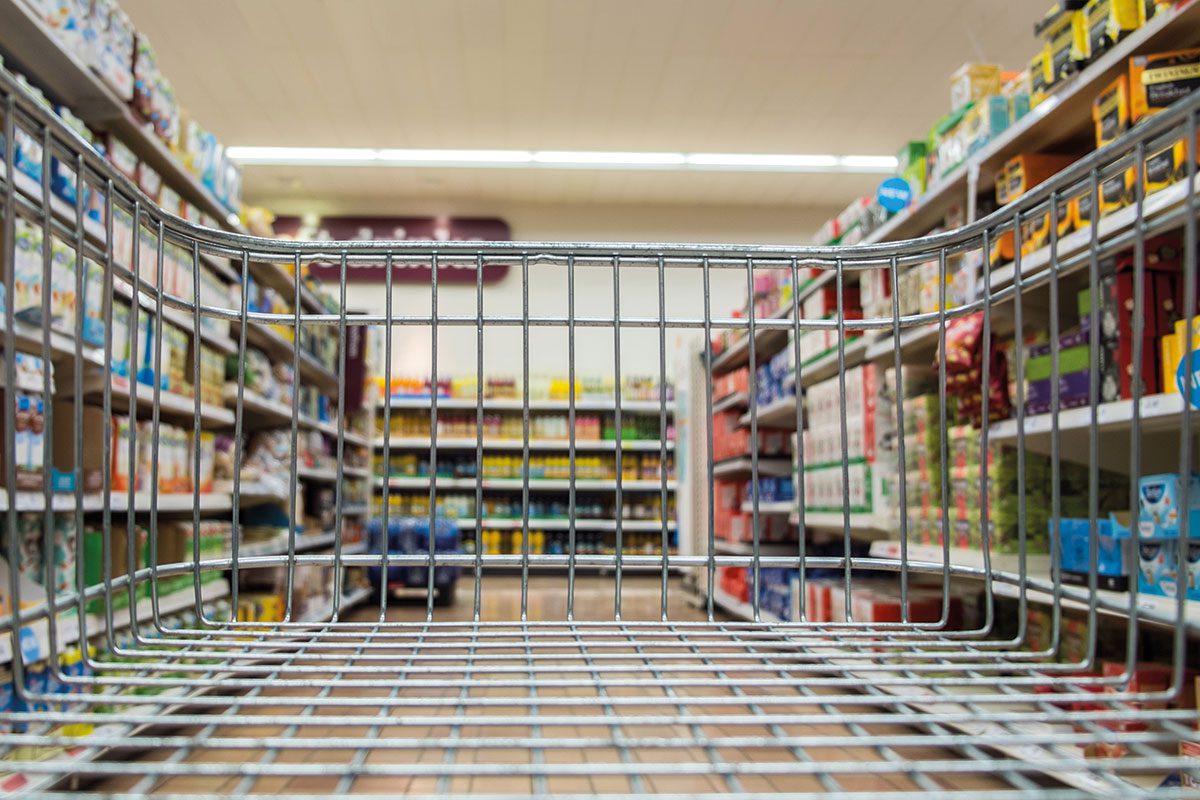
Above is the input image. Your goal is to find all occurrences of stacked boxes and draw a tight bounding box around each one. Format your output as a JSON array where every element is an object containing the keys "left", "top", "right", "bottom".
[
  {"left": 794, "top": 285, "right": 862, "bottom": 367},
  {"left": 799, "top": 364, "right": 883, "bottom": 515},
  {"left": 1130, "top": 48, "right": 1200, "bottom": 198},
  {"left": 1135, "top": 472, "right": 1200, "bottom": 600}
]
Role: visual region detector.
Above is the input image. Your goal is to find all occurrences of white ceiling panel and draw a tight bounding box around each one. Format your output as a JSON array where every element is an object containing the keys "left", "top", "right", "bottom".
[{"left": 121, "top": 0, "right": 1051, "bottom": 211}]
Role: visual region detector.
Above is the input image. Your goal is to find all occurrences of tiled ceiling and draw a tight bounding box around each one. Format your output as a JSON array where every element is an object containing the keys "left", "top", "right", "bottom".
[{"left": 121, "top": 0, "right": 1051, "bottom": 211}]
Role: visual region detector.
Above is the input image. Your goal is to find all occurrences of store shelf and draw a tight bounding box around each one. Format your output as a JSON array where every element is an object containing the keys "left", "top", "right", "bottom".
[
  {"left": 376, "top": 476, "right": 678, "bottom": 492},
  {"left": 714, "top": 539, "right": 799, "bottom": 556},
  {"left": 296, "top": 465, "right": 371, "bottom": 482},
  {"left": 710, "top": 306, "right": 792, "bottom": 376},
  {"left": 737, "top": 394, "right": 798, "bottom": 429},
  {"left": 711, "top": 391, "right": 748, "bottom": 413},
  {"left": 740, "top": 500, "right": 796, "bottom": 515},
  {"left": 341, "top": 503, "right": 370, "bottom": 516},
  {"left": 111, "top": 279, "right": 237, "bottom": 355},
  {"left": 79, "top": 373, "right": 235, "bottom": 427},
  {"left": 712, "top": 457, "right": 792, "bottom": 478},
  {"left": 990, "top": 392, "right": 1196, "bottom": 441},
  {"left": 711, "top": 588, "right": 786, "bottom": 624},
  {"left": 989, "top": 172, "right": 1200, "bottom": 292},
  {"left": 238, "top": 531, "right": 366, "bottom": 559},
  {"left": 860, "top": 0, "right": 1200, "bottom": 245},
  {"left": 868, "top": 540, "right": 1200, "bottom": 627},
  {"left": 866, "top": 323, "right": 943, "bottom": 364},
  {"left": 387, "top": 396, "right": 674, "bottom": 414},
  {"left": 794, "top": 335, "right": 870, "bottom": 388},
  {"left": 792, "top": 511, "right": 894, "bottom": 536},
  {"left": 0, "top": 578, "right": 232, "bottom": 666},
  {"left": 224, "top": 385, "right": 371, "bottom": 446},
  {"left": 0, "top": 490, "right": 233, "bottom": 514},
  {"left": 233, "top": 320, "right": 339, "bottom": 393},
  {"left": 0, "top": 0, "right": 240, "bottom": 228},
  {"left": 0, "top": 313, "right": 107, "bottom": 368},
  {"left": 298, "top": 585, "right": 372, "bottom": 624},
  {"left": 452, "top": 517, "right": 675, "bottom": 532},
  {"left": 373, "top": 436, "right": 674, "bottom": 452}
]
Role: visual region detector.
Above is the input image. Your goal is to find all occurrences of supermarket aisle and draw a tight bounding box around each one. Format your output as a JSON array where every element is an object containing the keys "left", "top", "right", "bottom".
[{"left": 354, "top": 574, "right": 707, "bottom": 624}]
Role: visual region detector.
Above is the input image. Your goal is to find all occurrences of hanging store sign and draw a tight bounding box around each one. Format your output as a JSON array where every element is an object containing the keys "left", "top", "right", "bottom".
[
  {"left": 876, "top": 177, "right": 912, "bottom": 214},
  {"left": 273, "top": 215, "right": 511, "bottom": 283}
]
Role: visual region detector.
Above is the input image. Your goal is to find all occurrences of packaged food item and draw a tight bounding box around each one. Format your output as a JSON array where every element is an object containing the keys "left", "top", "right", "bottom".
[
  {"left": 1035, "top": 3, "right": 1082, "bottom": 85},
  {"left": 949, "top": 63, "right": 1002, "bottom": 112},
  {"left": 1129, "top": 48, "right": 1200, "bottom": 121}
]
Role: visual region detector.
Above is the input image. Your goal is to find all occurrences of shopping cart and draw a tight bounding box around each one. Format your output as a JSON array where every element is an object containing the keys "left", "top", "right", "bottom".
[{"left": 1, "top": 64, "right": 1199, "bottom": 798}]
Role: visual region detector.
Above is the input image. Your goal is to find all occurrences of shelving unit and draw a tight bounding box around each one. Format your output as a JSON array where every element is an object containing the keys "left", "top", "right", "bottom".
[
  {"left": 376, "top": 476, "right": 678, "bottom": 492},
  {"left": 0, "top": 2, "right": 381, "bottom": 674},
  {"left": 374, "top": 436, "right": 673, "bottom": 452},
  {"left": 699, "top": 1, "right": 1200, "bottom": 628}
]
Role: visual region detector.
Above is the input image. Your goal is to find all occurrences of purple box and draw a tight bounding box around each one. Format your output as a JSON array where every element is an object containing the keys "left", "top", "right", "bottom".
[
  {"left": 1025, "top": 370, "right": 1093, "bottom": 413},
  {"left": 1026, "top": 327, "right": 1089, "bottom": 359}
]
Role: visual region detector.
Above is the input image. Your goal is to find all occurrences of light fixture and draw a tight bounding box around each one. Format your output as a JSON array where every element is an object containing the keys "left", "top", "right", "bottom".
[{"left": 225, "top": 147, "right": 897, "bottom": 173}]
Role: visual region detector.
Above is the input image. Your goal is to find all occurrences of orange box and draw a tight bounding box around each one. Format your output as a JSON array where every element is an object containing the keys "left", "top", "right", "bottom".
[{"left": 1129, "top": 48, "right": 1200, "bottom": 122}]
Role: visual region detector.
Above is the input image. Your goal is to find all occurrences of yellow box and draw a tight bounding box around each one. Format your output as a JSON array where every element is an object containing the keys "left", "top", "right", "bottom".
[
  {"left": 950, "top": 63, "right": 1001, "bottom": 111},
  {"left": 1029, "top": 51, "right": 1053, "bottom": 108},
  {"left": 1093, "top": 74, "right": 1130, "bottom": 148},
  {"left": 1143, "top": 135, "right": 1198, "bottom": 196},
  {"left": 1036, "top": 4, "right": 1078, "bottom": 84},
  {"left": 1130, "top": 48, "right": 1200, "bottom": 122},
  {"left": 1163, "top": 333, "right": 1180, "bottom": 396},
  {"left": 1098, "top": 167, "right": 1135, "bottom": 216}
]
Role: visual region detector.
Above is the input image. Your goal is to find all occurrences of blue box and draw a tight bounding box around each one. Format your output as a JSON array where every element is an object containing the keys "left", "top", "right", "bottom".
[
  {"left": 1138, "top": 473, "right": 1200, "bottom": 539},
  {"left": 1053, "top": 517, "right": 1131, "bottom": 590}
]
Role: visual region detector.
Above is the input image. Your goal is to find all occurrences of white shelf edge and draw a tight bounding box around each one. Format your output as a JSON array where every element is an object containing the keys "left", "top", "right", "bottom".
[
  {"left": 385, "top": 396, "right": 675, "bottom": 414},
  {"left": 372, "top": 436, "right": 674, "bottom": 452},
  {"left": 374, "top": 477, "right": 678, "bottom": 492}
]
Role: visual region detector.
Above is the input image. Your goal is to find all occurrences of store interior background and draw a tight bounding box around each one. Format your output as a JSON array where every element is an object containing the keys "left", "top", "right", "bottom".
[{"left": 118, "top": 0, "right": 1052, "bottom": 377}]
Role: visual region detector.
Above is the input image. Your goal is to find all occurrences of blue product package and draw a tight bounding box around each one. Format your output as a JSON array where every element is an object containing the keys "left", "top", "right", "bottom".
[
  {"left": 1052, "top": 517, "right": 1131, "bottom": 589},
  {"left": 1137, "top": 538, "right": 1181, "bottom": 598},
  {"left": 367, "top": 516, "right": 462, "bottom": 593},
  {"left": 24, "top": 662, "right": 47, "bottom": 714},
  {"left": 1137, "top": 473, "right": 1200, "bottom": 539}
]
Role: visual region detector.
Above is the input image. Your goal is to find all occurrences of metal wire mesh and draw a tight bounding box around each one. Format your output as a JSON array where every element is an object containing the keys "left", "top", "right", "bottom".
[{"left": 0, "top": 66, "right": 1198, "bottom": 797}]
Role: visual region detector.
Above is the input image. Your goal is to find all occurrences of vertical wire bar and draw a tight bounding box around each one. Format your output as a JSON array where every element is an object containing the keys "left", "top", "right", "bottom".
[
  {"left": 566, "top": 255, "right": 577, "bottom": 620},
  {"left": 1048, "top": 196, "right": 1065, "bottom": 656},
  {"left": 519, "top": 254, "right": 530, "bottom": 621},
  {"left": 612, "top": 255, "right": 623, "bottom": 620},
  {"left": 380, "top": 253, "right": 395, "bottom": 620},
  {"left": 790, "top": 259, "right": 807, "bottom": 620},
  {"left": 427, "top": 252, "right": 440, "bottom": 621},
  {"left": 657, "top": 254, "right": 669, "bottom": 620},
  {"left": 1012, "top": 208, "right": 1031, "bottom": 641},
  {"left": 146, "top": 219, "right": 166, "bottom": 629},
  {"left": 189, "top": 241, "right": 204, "bottom": 621},
  {"left": 1083, "top": 178, "right": 1101, "bottom": 666},
  {"left": 978, "top": 226, "right": 995, "bottom": 635},
  {"left": 99, "top": 180, "right": 116, "bottom": 646},
  {"left": 381, "top": 256, "right": 396, "bottom": 618},
  {"left": 701, "top": 257, "right": 716, "bottom": 621},
  {"left": 890, "top": 258, "right": 909, "bottom": 621},
  {"left": 70, "top": 155, "right": 87, "bottom": 638},
  {"left": 230, "top": 252, "right": 251, "bottom": 620},
  {"left": 936, "top": 247, "right": 951, "bottom": 616},
  {"left": 332, "top": 252, "right": 349, "bottom": 619},
  {"left": 38, "top": 125, "right": 59, "bottom": 658},
  {"left": 284, "top": 253, "right": 303, "bottom": 621},
  {"left": 124, "top": 201, "right": 141, "bottom": 625},
  {"left": 745, "top": 257, "right": 762, "bottom": 622},
  {"left": 1123, "top": 143, "right": 1148, "bottom": 667},
  {"left": 1, "top": 97, "right": 22, "bottom": 692},
  {"left": 834, "top": 259, "right": 852, "bottom": 620},
  {"left": 472, "top": 253, "right": 483, "bottom": 621},
  {"left": 1172, "top": 109, "right": 1197, "bottom": 691}
]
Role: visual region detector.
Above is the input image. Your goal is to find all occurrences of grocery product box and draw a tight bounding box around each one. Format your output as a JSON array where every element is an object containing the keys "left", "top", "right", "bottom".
[
  {"left": 950, "top": 63, "right": 1002, "bottom": 112},
  {"left": 1138, "top": 473, "right": 1200, "bottom": 539},
  {"left": 1129, "top": 48, "right": 1200, "bottom": 122},
  {"left": 1052, "top": 515, "right": 1132, "bottom": 591}
]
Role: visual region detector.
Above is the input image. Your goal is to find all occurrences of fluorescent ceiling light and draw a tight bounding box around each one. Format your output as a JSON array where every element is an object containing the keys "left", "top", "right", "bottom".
[
  {"left": 225, "top": 147, "right": 896, "bottom": 173},
  {"left": 532, "top": 151, "right": 687, "bottom": 166},
  {"left": 377, "top": 149, "right": 533, "bottom": 163},
  {"left": 686, "top": 153, "right": 838, "bottom": 168}
]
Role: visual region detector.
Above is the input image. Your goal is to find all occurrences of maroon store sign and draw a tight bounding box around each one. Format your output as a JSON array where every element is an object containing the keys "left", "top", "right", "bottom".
[{"left": 273, "top": 216, "right": 511, "bottom": 284}]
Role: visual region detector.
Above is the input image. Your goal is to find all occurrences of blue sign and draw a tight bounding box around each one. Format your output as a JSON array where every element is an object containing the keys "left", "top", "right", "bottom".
[
  {"left": 876, "top": 177, "right": 912, "bottom": 214},
  {"left": 1178, "top": 349, "right": 1200, "bottom": 410}
]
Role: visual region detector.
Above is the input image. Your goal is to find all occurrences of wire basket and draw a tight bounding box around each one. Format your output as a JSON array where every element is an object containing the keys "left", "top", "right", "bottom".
[{"left": 1, "top": 64, "right": 1199, "bottom": 798}]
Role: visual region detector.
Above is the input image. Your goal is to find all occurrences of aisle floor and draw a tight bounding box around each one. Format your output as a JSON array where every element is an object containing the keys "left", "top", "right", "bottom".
[{"left": 81, "top": 575, "right": 1011, "bottom": 796}]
